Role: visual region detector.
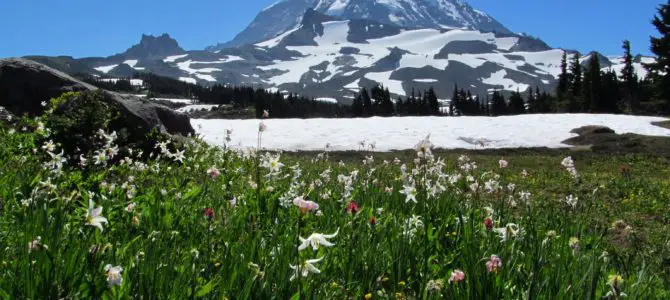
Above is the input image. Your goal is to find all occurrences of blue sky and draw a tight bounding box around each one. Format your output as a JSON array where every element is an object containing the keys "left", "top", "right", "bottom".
[{"left": 0, "top": 0, "right": 664, "bottom": 58}]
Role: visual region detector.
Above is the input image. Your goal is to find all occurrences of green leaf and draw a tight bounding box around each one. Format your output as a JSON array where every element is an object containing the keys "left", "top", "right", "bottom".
[{"left": 195, "top": 281, "right": 217, "bottom": 297}]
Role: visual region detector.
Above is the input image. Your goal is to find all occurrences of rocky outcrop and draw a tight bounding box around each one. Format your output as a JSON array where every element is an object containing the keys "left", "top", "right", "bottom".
[
  {"left": 0, "top": 106, "right": 15, "bottom": 125},
  {"left": 0, "top": 58, "right": 194, "bottom": 136}
]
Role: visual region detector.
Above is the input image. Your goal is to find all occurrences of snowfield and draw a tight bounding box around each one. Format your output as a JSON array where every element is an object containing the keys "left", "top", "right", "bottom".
[{"left": 191, "top": 114, "right": 670, "bottom": 151}]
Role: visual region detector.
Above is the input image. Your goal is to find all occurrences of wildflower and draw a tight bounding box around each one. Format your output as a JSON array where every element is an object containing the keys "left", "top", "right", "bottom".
[
  {"left": 172, "top": 149, "right": 185, "bottom": 163},
  {"left": 493, "top": 223, "right": 521, "bottom": 242},
  {"left": 298, "top": 229, "right": 339, "bottom": 251},
  {"left": 486, "top": 255, "right": 502, "bottom": 273},
  {"left": 293, "top": 196, "right": 319, "bottom": 213},
  {"left": 203, "top": 207, "right": 215, "bottom": 220},
  {"left": 86, "top": 198, "right": 108, "bottom": 232},
  {"left": 426, "top": 279, "right": 444, "bottom": 292},
  {"left": 94, "top": 150, "right": 107, "bottom": 165},
  {"left": 384, "top": 186, "right": 393, "bottom": 194},
  {"left": 229, "top": 196, "right": 237, "bottom": 208},
  {"left": 519, "top": 191, "right": 532, "bottom": 202},
  {"left": 79, "top": 154, "right": 88, "bottom": 166},
  {"left": 42, "top": 140, "right": 56, "bottom": 152},
  {"left": 260, "top": 153, "right": 284, "bottom": 173},
  {"left": 28, "top": 236, "right": 47, "bottom": 252},
  {"left": 259, "top": 122, "right": 267, "bottom": 132},
  {"left": 402, "top": 215, "right": 423, "bottom": 240},
  {"left": 484, "top": 217, "right": 494, "bottom": 231},
  {"left": 41, "top": 101, "right": 48, "bottom": 107},
  {"left": 399, "top": 183, "right": 418, "bottom": 203},
  {"left": 125, "top": 202, "right": 136, "bottom": 213},
  {"left": 132, "top": 215, "right": 140, "bottom": 225},
  {"left": 364, "top": 293, "right": 373, "bottom": 300},
  {"left": 564, "top": 195, "right": 578, "bottom": 208},
  {"left": 542, "top": 230, "right": 559, "bottom": 246},
  {"left": 569, "top": 237, "right": 580, "bottom": 250},
  {"left": 104, "top": 264, "right": 123, "bottom": 286},
  {"left": 346, "top": 201, "right": 360, "bottom": 214},
  {"left": 414, "top": 134, "right": 433, "bottom": 158},
  {"left": 207, "top": 166, "right": 221, "bottom": 179},
  {"left": 289, "top": 257, "right": 323, "bottom": 281},
  {"left": 521, "top": 169, "right": 529, "bottom": 178},
  {"left": 449, "top": 269, "right": 465, "bottom": 283},
  {"left": 262, "top": 110, "right": 269, "bottom": 118},
  {"left": 607, "top": 274, "right": 624, "bottom": 288},
  {"left": 499, "top": 159, "right": 508, "bottom": 168}
]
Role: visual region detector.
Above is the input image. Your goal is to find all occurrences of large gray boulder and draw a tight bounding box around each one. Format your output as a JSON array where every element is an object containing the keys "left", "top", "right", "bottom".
[{"left": 0, "top": 58, "right": 194, "bottom": 136}]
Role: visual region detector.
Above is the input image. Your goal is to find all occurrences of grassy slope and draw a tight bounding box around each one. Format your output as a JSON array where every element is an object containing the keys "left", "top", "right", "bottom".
[{"left": 0, "top": 119, "right": 669, "bottom": 298}]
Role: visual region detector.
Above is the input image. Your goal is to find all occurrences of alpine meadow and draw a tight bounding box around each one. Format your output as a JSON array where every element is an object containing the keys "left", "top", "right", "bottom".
[{"left": 1, "top": 0, "right": 670, "bottom": 299}]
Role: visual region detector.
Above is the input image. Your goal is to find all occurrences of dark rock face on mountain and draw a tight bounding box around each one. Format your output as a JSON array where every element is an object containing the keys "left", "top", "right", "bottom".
[
  {"left": 208, "top": 0, "right": 512, "bottom": 50},
  {"left": 121, "top": 34, "right": 185, "bottom": 59},
  {"left": 0, "top": 58, "right": 193, "bottom": 136}
]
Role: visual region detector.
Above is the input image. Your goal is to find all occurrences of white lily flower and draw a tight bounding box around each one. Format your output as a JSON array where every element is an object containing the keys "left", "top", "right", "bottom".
[
  {"left": 400, "top": 183, "right": 418, "bottom": 203},
  {"left": 298, "top": 229, "right": 339, "bottom": 251},
  {"left": 493, "top": 223, "right": 521, "bottom": 242},
  {"left": 86, "top": 198, "right": 108, "bottom": 232},
  {"left": 289, "top": 257, "right": 323, "bottom": 281},
  {"left": 104, "top": 264, "right": 123, "bottom": 286}
]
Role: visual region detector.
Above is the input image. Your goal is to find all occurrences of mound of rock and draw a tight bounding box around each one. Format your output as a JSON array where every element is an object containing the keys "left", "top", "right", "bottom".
[
  {"left": 569, "top": 125, "right": 615, "bottom": 136},
  {"left": 0, "top": 58, "right": 194, "bottom": 136}
]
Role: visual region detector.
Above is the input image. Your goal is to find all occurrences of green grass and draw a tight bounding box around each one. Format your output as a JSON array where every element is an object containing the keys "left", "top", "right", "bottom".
[{"left": 0, "top": 119, "right": 669, "bottom": 299}]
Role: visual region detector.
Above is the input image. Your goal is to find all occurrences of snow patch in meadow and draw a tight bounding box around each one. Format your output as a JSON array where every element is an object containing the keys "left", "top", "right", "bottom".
[
  {"left": 94, "top": 64, "right": 118, "bottom": 74},
  {"left": 315, "top": 97, "right": 338, "bottom": 103},
  {"left": 152, "top": 98, "right": 194, "bottom": 104},
  {"left": 178, "top": 77, "right": 197, "bottom": 84},
  {"left": 177, "top": 105, "right": 219, "bottom": 113},
  {"left": 191, "top": 114, "right": 670, "bottom": 151}
]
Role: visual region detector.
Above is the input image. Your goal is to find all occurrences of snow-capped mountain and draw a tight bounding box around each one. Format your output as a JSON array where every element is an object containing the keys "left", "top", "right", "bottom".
[
  {"left": 207, "top": 0, "right": 511, "bottom": 51},
  {"left": 25, "top": 8, "right": 653, "bottom": 105}
]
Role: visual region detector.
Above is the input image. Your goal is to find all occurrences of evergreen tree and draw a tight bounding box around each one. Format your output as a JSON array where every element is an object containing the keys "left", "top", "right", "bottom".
[
  {"left": 621, "top": 40, "right": 639, "bottom": 113},
  {"left": 395, "top": 97, "right": 404, "bottom": 116},
  {"left": 568, "top": 53, "right": 582, "bottom": 112},
  {"left": 584, "top": 54, "right": 602, "bottom": 112},
  {"left": 526, "top": 88, "right": 536, "bottom": 113},
  {"left": 491, "top": 91, "right": 507, "bottom": 116},
  {"left": 380, "top": 87, "right": 394, "bottom": 116},
  {"left": 450, "top": 84, "right": 459, "bottom": 116},
  {"left": 645, "top": 2, "right": 670, "bottom": 112},
  {"left": 601, "top": 69, "right": 621, "bottom": 113},
  {"left": 427, "top": 87, "right": 440, "bottom": 115},
  {"left": 507, "top": 89, "right": 526, "bottom": 114},
  {"left": 352, "top": 92, "right": 364, "bottom": 117},
  {"left": 361, "top": 87, "right": 373, "bottom": 116},
  {"left": 557, "top": 50, "right": 570, "bottom": 99}
]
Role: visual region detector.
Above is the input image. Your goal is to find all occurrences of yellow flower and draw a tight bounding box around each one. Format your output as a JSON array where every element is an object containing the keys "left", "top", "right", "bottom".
[
  {"left": 364, "top": 293, "right": 373, "bottom": 300},
  {"left": 398, "top": 281, "right": 406, "bottom": 288},
  {"left": 608, "top": 274, "right": 624, "bottom": 287}
]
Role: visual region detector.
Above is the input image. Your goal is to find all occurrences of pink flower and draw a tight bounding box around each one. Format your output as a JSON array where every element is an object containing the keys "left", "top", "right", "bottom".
[
  {"left": 207, "top": 166, "right": 221, "bottom": 179},
  {"left": 448, "top": 269, "right": 465, "bottom": 283},
  {"left": 203, "top": 207, "right": 215, "bottom": 220},
  {"left": 486, "top": 255, "right": 502, "bottom": 273},
  {"left": 259, "top": 122, "right": 267, "bottom": 132},
  {"left": 293, "top": 196, "right": 319, "bottom": 213},
  {"left": 346, "top": 201, "right": 360, "bottom": 215},
  {"left": 484, "top": 217, "right": 493, "bottom": 231},
  {"left": 499, "top": 159, "right": 508, "bottom": 168},
  {"left": 262, "top": 110, "right": 269, "bottom": 118}
]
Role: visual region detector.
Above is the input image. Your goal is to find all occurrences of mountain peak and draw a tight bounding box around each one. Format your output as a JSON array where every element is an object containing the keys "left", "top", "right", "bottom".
[
  {"left": 208, "top": 0, "right": 511, "bottom": 51},
  {"left": 123, "top": 33, "right": 185, "bottom": 59}
]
